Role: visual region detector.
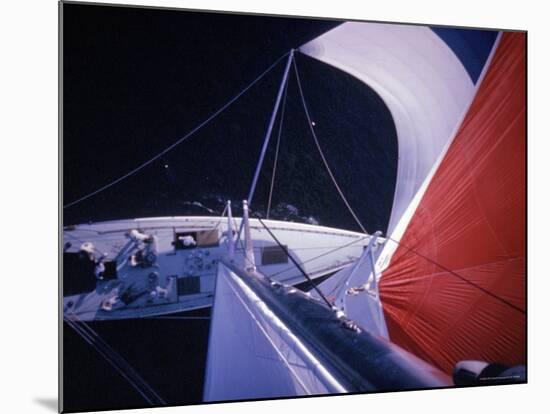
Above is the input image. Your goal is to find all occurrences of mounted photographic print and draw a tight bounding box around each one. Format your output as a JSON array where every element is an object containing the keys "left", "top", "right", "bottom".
[{"left": 60, "top": 1, "right": 527, "bottom": 412}]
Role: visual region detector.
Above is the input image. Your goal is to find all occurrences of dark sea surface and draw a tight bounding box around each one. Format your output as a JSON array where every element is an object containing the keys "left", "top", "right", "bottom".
[{"left": 62, "top": 4, "right": 401, "bottom": 412}]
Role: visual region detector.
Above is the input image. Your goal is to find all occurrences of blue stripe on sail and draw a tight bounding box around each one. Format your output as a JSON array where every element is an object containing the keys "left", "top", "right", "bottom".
[{"left": 431, "top": 27, "right": 498, "bottom": 84}]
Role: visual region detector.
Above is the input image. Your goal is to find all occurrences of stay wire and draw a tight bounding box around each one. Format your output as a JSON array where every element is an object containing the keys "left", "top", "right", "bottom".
[
  {"left": 292, "top": 57, "right": 523, "bottom": 315},
  {"left": 292, "top": 57, "right": 368, "bottom": 235},
  {"left": 64, "top": 316, "right": 166, "bottom": 405},
  {"left": 386, "top": 236, "right": 526, "bottom": 314},
  {"left": 65, "top": 319, "right": 153, "bottom": 405},
  {"left": 69, "top": 317, "right": 166, "bottom": 404},
  {"left": 253, "top": 212, "right": 334, "bottom": 309},
  {"left": 64, "top": 51, "right": 291, "bottom": 209},
  {"left": 268, "top": 233, "right": 371, "bottom": 278},
  {"left": 293, "top": 59, "right": 525, "bottom": 314},
  {"left": 266, "top": 77, "right": 289, "bottom": 219}
]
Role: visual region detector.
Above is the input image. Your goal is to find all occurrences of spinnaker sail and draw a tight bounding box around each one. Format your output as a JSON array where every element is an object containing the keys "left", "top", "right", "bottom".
[
  {"left": 379, "top": 32, "right": 526, "bottom": 373},
  {"left": 303, "top": 23, "right": 525, "bottom": 374},
  {"left": 301, "top": 22, "right": 480, "bottom": 242}
]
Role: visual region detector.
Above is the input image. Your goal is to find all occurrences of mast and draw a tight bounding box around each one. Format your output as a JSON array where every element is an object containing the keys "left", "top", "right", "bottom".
[
  {"left": 234, "top": 49, "right": 295, "bottom": 249},
  {"left": 247, "top": 49, "right": 294, "bottom": 207}
]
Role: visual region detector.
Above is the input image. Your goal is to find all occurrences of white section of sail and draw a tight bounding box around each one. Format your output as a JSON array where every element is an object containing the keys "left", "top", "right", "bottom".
[
  {"left": 203, "top": 264, "right": 346, "bottom": 402},
  {"left": 300, "top": 22, "right": 475, "bottom": 252}
]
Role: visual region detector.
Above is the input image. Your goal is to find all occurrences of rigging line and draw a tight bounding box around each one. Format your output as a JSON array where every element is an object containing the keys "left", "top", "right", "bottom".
[
  {"left": 247, "top": 50, "right": 295, "bottom": 207},
  {"left": 66, "top": 315, "right": 165, "bottom": 403},
  {"left": 211, "top": 203, "right": 228, "bottom": 231},
  {"left": 235, "top": 50, "right": 294, "bottom": 252},
  {"left": 268, "top": 233, "right": 372, "bottom": 278},
  {"left": 63, "top": 318, "right": 151, "bottom": 403},
  {"left": 63, "top": 51, "right": 291, "bottom": 209},
  {"left": 64, "top": 317, "right": 164, "bottom": 405},
  {"left": 292, "top": 58, "right": 368, "bottom": 235},
  {"left": 386, "top": 236, "right": 526, "bottom": 315},
  {"left": 77, "top": 318, "right": 166, "bottom": 405},
  {"left": 64, "top": 319, "right": 151, "bottom": 405},
  {"left": 266, "top": 78, "right": 289, "bottom": 219},
  {"left": 253, "top": 213, "right": 334, "bottom": 309},
  {"left": 67, "top": 317, "right": 166, "bottom": 404},
  {"left": 293, "top": 56, "right": 521, "bottom": 315}
]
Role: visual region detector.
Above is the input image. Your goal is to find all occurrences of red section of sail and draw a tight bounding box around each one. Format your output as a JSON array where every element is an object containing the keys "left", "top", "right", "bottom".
[{"left": 379, "top": 32, "right": 526, "bottom": 374}]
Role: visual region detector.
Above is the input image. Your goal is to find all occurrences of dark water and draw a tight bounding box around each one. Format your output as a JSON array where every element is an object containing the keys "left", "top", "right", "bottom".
[
  {"left": 62, "top": 4, "right": 398, "bottom": 412},
  {"left": 63, "top": 310, "right": 210, "bottom": 412}
]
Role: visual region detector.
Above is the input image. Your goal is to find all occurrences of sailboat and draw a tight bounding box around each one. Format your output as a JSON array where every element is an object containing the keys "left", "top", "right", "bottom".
[{"left": 63, "top": 20, "right": 526, "bottom": 402}]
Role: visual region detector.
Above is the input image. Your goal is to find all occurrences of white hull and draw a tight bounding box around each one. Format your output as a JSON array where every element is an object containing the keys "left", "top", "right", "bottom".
[{"left": 63, "top": 216, "right": 371, "bottom": 321}]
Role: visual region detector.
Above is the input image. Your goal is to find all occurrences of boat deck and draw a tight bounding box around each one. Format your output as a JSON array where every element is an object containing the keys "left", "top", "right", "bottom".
[{"left": 63, "top": 216, "right": 371, "bottom": 321}]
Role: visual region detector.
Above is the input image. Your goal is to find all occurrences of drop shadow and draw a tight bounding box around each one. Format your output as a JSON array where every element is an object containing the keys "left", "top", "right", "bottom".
[{"left": 33, "top": 397, "right": 58, "bottom": 412}]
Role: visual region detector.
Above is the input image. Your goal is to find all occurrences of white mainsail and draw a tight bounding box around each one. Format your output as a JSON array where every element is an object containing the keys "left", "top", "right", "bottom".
[
  {"left": 204, "top": 260, "right": 450, "bottom": 401},
  {"left": 203, "top": 263, "right": 347, "bottom": 401}
]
